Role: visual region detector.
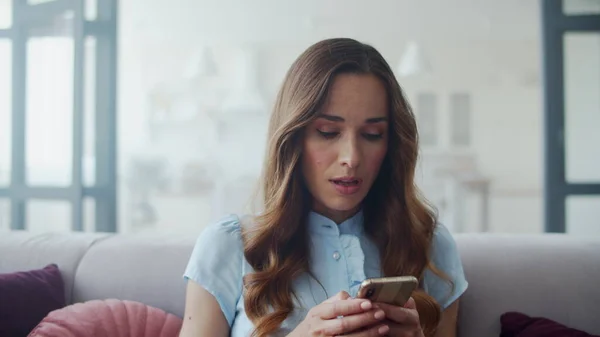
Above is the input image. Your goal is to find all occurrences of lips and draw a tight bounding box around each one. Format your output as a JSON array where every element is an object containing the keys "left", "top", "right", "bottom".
[
  {"left": 330, "top": 177, "right": 363, "bottom": 195},
  {"left": 331, "top": 178, "right": 360, "bottom": 186}
]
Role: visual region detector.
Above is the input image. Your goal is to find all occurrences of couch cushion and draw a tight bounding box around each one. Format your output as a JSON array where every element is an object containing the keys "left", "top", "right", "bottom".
[
  {"left": 0, "top": 264, "right": 65, "bottom": 337},
  {"left": 454, "top": 233, "right": 600, "bottom": 337},
  {"left": 73, "top": 234, "right": 196, "bottom": 318},
  {"left": 28, "top": 299, "right": 182, "bottom": 337},
  {"left": 0, "top": 231, "right": 111, "bottom": 304}
]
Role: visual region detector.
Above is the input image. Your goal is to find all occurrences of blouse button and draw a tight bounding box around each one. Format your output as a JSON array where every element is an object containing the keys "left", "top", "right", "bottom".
[{"left": 332, "top": 251, "right": 341, "bottom": 261}]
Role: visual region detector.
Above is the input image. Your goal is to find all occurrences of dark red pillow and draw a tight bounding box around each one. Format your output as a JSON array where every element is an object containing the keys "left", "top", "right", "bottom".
[
  {"left": 0, "top": 264, "right": 66, "bottom": 337},
  {"left": 501, "top": 311, "right": 599, "bottom": 337}
]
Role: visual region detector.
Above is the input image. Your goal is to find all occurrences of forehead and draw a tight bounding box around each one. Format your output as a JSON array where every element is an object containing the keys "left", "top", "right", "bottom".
[{"left": 320, "top": 73, "right": 388, "bottom": 120}]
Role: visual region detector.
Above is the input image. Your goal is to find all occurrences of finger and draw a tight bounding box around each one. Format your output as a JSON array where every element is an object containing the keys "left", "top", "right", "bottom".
[
  {"left": 321, "top": 309, "right": 386, "bottom": 335},
  {"left": 338, "top": 291, "right": 351, "bottom": 300},
  {"left": 325, "top": 291, "right": 351, "bottom": 303},
  {"left": 318, "top": 299, "right": 373, "bottom": 319},
  {"left": 386, "top": 322, "right": 422, "bottom": 336},
  {"left": 404, "top": 296, "right": 416, "bottom": 309},
  {"left": 335, "top": 323, "right": 390, "bottom": 337},
  {"left": 375, "top": 302, "right": 419, "bottom": 325}
]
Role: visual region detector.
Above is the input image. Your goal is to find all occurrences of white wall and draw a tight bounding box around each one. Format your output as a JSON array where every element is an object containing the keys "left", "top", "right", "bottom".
[
  {"left": 113, "top": 0, "right": 550, "bottom": 235},
  {"left": 2, "top": 0, "right": 597, "bottom": 235}
]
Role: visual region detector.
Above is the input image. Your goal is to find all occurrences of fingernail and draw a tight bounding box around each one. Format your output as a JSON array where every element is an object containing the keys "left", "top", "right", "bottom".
[
  {"left": 360, "top": 301, "right": 372, "bottom": 310},
  {"left": 374, "top": 310, "right": 385, "bottom": 320},
  {"left": 378, "top": 325, "right": 390, "bottom": 335}
]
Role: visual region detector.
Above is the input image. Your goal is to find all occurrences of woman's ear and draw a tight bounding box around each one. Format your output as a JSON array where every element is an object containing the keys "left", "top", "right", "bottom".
[{"left": 411, "top": 290, "right": 442, "bottom": 337}]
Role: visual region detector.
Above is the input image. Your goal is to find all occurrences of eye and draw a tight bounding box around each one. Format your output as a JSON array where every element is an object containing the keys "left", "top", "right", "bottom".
[
  {"left": 317, "top": 130, "right": 339, "bottom": 139},
  {"left": 363, "top": 133, "right": 383, "bottom": 141}
]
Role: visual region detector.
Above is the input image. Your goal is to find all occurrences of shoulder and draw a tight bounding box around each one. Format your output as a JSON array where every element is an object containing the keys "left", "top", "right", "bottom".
[
  {"left": 431, "top": 223, "right": 458, "bottom": 256},
  {"left": 187, "top": 214, "right": 248, "bottom": 273},
  {"left": 183, "top": 214, "right": 248, "bottom": 326},
  {"left": 185, "top": 213, "right": 246, "bottom": 270},
  {"left": 423, "top": 223, "right": 468, "bottom": 310},
  {"left": 198, "top": 214, "right": 244, "bottom": 245},
  {"left": 428, "top": 223, "right": 463, "bottom": 281}
]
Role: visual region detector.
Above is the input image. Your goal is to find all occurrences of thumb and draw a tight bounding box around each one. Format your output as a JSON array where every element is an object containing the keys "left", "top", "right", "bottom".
[
  {"left": 404, "top": 297, "right": 416, "bottom": 309},
  {"left": 325, "top": 291, "right": 351, "bottom": 303}
]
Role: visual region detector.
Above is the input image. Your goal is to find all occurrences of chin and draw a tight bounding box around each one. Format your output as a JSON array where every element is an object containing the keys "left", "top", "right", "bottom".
[{"left": 325, "top": 196, "right": 364, "bottom": 213}]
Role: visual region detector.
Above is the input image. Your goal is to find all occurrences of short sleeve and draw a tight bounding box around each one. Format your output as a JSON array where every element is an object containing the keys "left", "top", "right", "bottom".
[
  {"left": 183, "top": 214, "right": 243, "bottom": 326},
  {"left": 423, "top": 224, "right": 468, "bottom": 310}
]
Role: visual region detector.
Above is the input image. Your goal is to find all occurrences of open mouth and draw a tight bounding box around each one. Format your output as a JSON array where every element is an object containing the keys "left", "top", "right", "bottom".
[
  {"left": 330, "top": 177, "right": 362, "bottom": 195},
  {"left": 330, "top": 178, "right": 361, "bottom": 186}
]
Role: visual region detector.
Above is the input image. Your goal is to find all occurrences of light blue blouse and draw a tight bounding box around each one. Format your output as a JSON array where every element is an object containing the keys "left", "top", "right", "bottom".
[{"left": 183, "top": 210, "right": 468, "bottom": 337}]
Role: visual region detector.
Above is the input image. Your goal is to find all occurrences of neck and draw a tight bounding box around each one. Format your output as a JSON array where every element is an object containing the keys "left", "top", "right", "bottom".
[{"left": 312, "top": 205, "right": 361, "bottom": 225}]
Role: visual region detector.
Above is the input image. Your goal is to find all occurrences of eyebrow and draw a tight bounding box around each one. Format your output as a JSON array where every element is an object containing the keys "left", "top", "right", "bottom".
[{"left": 318, "top": 114, "right": 388, "bottom": 124}]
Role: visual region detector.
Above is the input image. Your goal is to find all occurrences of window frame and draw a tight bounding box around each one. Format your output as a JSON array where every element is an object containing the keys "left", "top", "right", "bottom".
[{"left": 0, "top": 0, "right": 118, "bottom": 232}]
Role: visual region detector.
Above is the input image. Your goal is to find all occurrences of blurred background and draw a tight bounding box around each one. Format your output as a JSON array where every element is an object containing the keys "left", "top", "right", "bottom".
[{"left": 0, "top": 0, "right": 599, "bottom": 236}]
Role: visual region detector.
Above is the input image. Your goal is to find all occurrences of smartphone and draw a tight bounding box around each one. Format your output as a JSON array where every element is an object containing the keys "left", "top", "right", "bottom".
[{"left": 356, "top": 276, "right": 418, "bottom": 306}]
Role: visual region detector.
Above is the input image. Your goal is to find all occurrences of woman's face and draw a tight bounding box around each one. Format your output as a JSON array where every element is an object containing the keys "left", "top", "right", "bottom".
[{"left": 302, "top": 73, "right": 389, "bottom": 223}]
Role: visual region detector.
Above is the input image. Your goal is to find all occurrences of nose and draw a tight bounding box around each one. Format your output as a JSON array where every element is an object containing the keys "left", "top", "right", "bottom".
[{"left": 338, "top": 135, "right": 361, "bottom": 169}]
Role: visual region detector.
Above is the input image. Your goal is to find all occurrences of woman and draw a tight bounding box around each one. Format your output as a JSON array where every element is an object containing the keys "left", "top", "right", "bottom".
[{"left": 179, "top": 38, "right": 468, "bottom": 337}]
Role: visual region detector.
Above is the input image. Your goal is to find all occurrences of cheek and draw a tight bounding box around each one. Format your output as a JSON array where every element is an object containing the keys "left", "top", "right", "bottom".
[
  {"left": 305, "top": 149, "right": 328, "bottom": 171},
  {"left": 366, "top": 145, "right": 387, "bottom": 172},
  {"left": 302, "top": 143, "right": 329, "bottom": 181},
  {"left": 304, "top": 140, "right": 335, "bottom": 169},
  {"left": 313, "top": 152, "right": 327, "bottom": 167}
]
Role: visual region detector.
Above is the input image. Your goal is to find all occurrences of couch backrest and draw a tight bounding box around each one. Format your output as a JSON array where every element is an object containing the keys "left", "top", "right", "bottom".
[
  {"left": 0, "top": 231, "right": 110, "bottom": 304},
  {"left": 71, "top": 233, "right": 195, "bottom": 318},
  {"left": 2, "top": 231, "right": 599, "bottom": 337},
  {"left": 455, "top": 233, "right": 600, "bottom": 337}
]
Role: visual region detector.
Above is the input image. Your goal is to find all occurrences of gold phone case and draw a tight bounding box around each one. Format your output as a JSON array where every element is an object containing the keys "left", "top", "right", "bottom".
[{"left": 356, "top": 276, "right": 418, "bottom": 306}]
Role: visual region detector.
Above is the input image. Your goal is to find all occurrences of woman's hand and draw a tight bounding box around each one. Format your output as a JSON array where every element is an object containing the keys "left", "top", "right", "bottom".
[
  {"left": 374, "top": 298, "right": 424, "bottom": 337},
  {"left": 289, "top": 291, "right": 390, "bottom": 337}
]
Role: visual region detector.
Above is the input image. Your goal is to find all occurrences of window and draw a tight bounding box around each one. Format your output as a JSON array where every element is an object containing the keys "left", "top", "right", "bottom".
[
  {"left": 450, "top": 93, "right": 472, "bottom": 147},
  {"left": 0, "top": 0, "right": 117, "bottom": 232},
  {"left": 0, "top": 39, "right": 11, "bottom": 187},
  {"left": 416, "top": 93, "right": 438, "bottom": 147}
]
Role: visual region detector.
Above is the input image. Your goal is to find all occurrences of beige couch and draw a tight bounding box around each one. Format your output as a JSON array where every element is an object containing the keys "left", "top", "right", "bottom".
[{"left": 1, "top": 230, "right": 599, "bottom": 336}]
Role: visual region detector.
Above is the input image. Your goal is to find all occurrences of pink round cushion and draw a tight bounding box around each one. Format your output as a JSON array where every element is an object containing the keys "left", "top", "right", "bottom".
[{"left": 28, "top": 299, "right": 183, "bottom": 337}]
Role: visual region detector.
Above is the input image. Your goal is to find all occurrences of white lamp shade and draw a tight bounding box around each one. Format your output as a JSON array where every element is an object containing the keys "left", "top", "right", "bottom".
[
  {"left": 220, "top": 47, "right": 266, "bottom": 116},
  {"left": 397, "top": 41, "right": 432, "bottom": 78},
  {"left": 183, "top": 47, "right": 217, "bottom": 79}
]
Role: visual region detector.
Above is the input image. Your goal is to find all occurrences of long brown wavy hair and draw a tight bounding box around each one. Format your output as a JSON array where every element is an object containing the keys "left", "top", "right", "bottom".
[{"left": 242, "top": 38, "right": 447, "bottom": 337}]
